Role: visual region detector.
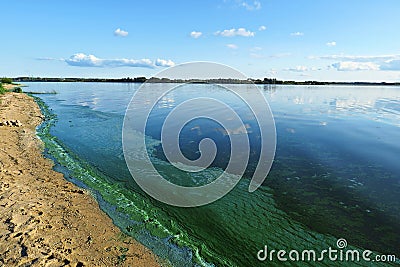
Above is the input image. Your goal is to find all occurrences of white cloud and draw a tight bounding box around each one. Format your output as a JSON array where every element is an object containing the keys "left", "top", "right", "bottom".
[
  {"left": 155, "top": 58, "right": 175, "bottom": 67},
  {"left": 312, "top": 54, "right": 400, "bottom": 71},
  {"left": 284, "top": 65, "right": 309, "bottom": 72},
  {"left": 326, "top": 41, "right": 337, "bottom": 47},
  {"left": 312, "top": 54, "right": 400, "bottom": 62},
  {"left": 290, "top": 32, "right": 304, "bottom": 36},
  {"left": 114, "top": 28, "right": 128, "bottom": 37},
  {"left": 331, "top": 61, "right": 380, "bottom": 71},
  {"left": 190, "top": 31, "right": 202, "bottom": 39},
  {"left": 66, "top": 54, "right": 102, "bottom": 67},
  {"left": 241, "top": 1, "right": 261, "bottom": 10},
  {"left": 258, "top": 25, "right": 267, "bottom": 31},
  {"left": 215, "top": 28, "right": 255, "bottom": 37},
  {"left": 64, "top": 53, "right": 174, "bottom": 68},
  {"left": 222, "top": 0, "right": 261, "bottom": 11},
  {"left": 226, "top": 44, "right": 238, "bottom": 49}
]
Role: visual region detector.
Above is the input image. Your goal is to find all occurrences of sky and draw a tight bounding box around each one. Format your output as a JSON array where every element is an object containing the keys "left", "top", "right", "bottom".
[{"left": 1, "top": 0, "right": 400, "bottom": 82}]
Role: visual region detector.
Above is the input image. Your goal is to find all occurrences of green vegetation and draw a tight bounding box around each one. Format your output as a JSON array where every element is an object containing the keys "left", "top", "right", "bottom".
[
  {"left": 13, "top": 87, "right": 23, "bottom": 93},
  {"left": 1, "top": 77, "right": 13, "bottom": 84},
  {"left": 117, "top": 254, "right": 126, "bottom": 264},
  {"left": 0, "top": 83, "right": 6, "bottom": 94}
]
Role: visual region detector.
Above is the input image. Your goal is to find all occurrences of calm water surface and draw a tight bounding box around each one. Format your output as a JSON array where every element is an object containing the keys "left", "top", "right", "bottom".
[{"left": 27, "top": 82, "right": 400, "bottom": 266}]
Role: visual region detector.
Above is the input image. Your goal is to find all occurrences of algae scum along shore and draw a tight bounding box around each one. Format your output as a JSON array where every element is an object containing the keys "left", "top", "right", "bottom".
[
  {"left": 0, "top": 91, "right": 160, "bottom": 266},
  {"left": 1, "top": 82, "right": 397, "bottom": 266}
]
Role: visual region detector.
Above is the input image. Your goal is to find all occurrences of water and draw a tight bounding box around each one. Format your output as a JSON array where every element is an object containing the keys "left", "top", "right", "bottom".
[{"left": 27, "top": 82, "right": 399, "bottom": 266}]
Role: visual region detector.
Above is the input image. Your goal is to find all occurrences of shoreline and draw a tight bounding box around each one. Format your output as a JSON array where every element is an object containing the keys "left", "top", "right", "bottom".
[
  {"left": 11, "top": 77, "right": 400, "bottom": 86},
  {"left": 0, "top": 92, "right": 161, "bottom": 266}
]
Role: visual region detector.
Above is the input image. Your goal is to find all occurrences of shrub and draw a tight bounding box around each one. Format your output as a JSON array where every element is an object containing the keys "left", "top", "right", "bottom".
[
  {"left": 0, "top": 84, "right": 6, "bottom": 94},
  {"left": 13, "top": 87, "right": 23, "bottom": 93},
  {"left": 1, "top": 77, "right": 13, "bottom": 84}
]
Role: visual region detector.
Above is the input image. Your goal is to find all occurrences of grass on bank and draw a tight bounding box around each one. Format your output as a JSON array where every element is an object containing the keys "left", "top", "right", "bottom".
[
  {"left": 0, "top": 83, "right": 23, "bottom": 94},
  {"left": 0, "top": 83, "right": 6, "bottom": 94},
  {"left": 1, "top": 77, "right": 13, "bottom": 95},
  {"left": 1, "top": 77, "right": 24, "bottom": 94}
]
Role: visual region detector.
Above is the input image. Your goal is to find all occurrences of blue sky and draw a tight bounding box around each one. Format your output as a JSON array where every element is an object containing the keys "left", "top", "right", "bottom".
[{"left": 2, "top": 0, "right": 400, "bottom": 81}]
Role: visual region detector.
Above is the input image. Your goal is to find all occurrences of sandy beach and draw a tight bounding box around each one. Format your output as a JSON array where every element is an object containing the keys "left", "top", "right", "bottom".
[{"left": 0, "top": 91, "right": 161, "bottom": 266}]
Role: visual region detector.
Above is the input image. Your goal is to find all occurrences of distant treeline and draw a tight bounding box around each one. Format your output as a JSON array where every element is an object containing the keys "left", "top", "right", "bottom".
[{"left": 12, "top": 77, "right": 400, "bottom": 86}]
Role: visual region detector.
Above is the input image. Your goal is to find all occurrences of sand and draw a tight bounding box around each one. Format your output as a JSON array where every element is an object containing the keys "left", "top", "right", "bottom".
[{"left": 0, "top": 92, "right": 161, "bottom": 266}]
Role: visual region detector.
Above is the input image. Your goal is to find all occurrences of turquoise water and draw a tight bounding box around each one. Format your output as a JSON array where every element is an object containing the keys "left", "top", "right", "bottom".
[{"left": 28, "top": 82, "right": 399, "bottom": 266}]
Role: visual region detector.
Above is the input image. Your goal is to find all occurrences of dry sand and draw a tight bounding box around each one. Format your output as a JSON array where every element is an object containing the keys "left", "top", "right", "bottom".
[{"left": 0, "top": 92, "right": 161, "bottom": 266}]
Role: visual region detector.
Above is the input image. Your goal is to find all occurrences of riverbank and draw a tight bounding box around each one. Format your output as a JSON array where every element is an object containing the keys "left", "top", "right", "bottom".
[{"left": 0, "top": 92, "right": 161, "bottom": 266}]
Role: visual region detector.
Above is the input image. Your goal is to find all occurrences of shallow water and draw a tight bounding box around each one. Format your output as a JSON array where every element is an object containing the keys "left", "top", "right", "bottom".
[{"left": 28, "top": 82, "right": 400, "bottom": 266}]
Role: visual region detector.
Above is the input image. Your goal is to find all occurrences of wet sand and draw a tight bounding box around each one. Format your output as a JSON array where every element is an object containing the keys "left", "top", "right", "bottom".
[{"left": 0, "top": 92, "right": 161, "bottom": 266}]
